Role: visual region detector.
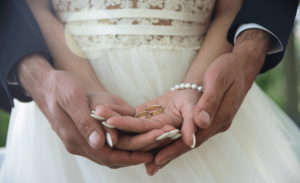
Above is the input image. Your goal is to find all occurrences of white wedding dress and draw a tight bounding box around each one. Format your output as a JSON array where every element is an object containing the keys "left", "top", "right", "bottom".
[{"left": 1, "top": 0, "right": 300, "bottom": 182}]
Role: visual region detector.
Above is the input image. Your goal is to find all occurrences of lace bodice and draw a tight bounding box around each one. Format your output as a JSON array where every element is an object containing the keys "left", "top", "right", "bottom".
[{"left": 52, "top": 0, "right": 215, "bottom": 54}]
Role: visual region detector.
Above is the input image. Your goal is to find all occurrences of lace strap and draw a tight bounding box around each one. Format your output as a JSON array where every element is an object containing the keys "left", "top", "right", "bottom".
[
  {"left": 66, "top": 24, "right": 207, "bottom": 36},
  {"left": 59, "top": 9, "right": 211, "bottom": 23}
]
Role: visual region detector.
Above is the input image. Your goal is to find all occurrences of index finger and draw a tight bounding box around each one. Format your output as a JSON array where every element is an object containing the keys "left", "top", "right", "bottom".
[{"left": 106, "top": 114, "right": 175, "bottom": 133}]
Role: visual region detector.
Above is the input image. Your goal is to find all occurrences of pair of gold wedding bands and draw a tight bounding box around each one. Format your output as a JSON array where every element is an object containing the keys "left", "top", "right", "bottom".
[{"left": 135, "top": 105, "right": 163, "bottom": 119}]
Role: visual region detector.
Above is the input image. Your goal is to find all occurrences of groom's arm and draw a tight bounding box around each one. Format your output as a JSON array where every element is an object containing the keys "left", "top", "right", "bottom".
[
  {"left": 227, "top": 0, "right": 299, "bottom": 73},
  {"left": 0, "top": 0, "right": 53, "bottom": 107}
]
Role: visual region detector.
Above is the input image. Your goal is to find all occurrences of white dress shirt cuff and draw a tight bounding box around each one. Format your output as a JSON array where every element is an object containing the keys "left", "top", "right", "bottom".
[{"left": 234, "top": 23, "right": 283, "bottom": 55}]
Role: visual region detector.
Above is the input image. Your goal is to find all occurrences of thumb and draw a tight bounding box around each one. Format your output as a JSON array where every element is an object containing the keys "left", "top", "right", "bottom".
[
  {"left": 181, "top": 102, "right": 198, "bottom": 148},
  {"left": 194, "top": 76, "right": 231, "bottom": 129}
]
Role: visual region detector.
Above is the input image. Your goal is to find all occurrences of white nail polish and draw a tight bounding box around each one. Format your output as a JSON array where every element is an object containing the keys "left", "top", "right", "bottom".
[
  {"left": 91, "top": 111, "right": 96, "bottom": 114},
  {"left": 91, "top": 114, "right": 105, "bottom": 120},
  {"left": 156, "top": 133, "right": 169, "bottom": 141},
  {"left": 170, "top": 134, "right": 182, "bottom": 140},
  {"left": 167, "top": 129, "right": 179, "bottom": 138},
  {"left": 106, "top": 132, "right": 113, "bottom": 147},
  {"left": 190, "top": 133, "right": 196, "bottom": 148},
  {"left": 102, "top": 122, "right": 116, "bottom": 128}
]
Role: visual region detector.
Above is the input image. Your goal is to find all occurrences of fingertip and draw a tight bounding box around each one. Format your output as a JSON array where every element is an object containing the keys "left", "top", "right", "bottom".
[
  {"left": 145, "top": 162, "right": 158, "bottom": 176},
  {"left": 181, "top": 120, "right": 197, "bottom": 147},
  {"left": 105, "top": 127, "right": 118, "bottom": 146}
]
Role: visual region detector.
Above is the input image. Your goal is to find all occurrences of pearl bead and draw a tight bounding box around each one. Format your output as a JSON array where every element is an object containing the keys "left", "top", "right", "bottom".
[
  {"left": 175, "top": 84, "right": 180, "bottom": 90},
  {"left": 191, "top": 84, "right": 198, "bottom": 89},
  {"left": 171, "top": 87, "right": 175, "bottom": 91},
  {"left": 185, "top": 83, "right": 191, "bottom": 89},
  {"left": 197, "top": 86, "right": 203, "bottom": 92},
  {"left": 180, "top": 83, "right": 186, "bottom": 89}
]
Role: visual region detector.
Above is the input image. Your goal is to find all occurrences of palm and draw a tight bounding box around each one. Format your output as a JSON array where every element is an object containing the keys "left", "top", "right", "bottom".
[
  {"left": 88, "top": 92, "right": 133, "bottom": 112},
  {"left": 106, "top": 89, "right": 201, "bottom": 137}
]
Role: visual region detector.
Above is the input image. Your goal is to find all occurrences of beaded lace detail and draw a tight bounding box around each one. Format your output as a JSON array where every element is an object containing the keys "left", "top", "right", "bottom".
[{"left": 52, "top": 0, "right": 215, "bottom": 51}]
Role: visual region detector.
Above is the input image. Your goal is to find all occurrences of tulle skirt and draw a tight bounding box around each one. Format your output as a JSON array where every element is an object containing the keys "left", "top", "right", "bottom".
[{"left": 1, "top": 47, "right": 300, "bottom": 183}]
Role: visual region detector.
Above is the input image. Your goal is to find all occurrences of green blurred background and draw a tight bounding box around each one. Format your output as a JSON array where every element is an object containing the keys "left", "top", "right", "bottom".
[{"left": 1, "top": 23, "right": 300, "bottom": 148}]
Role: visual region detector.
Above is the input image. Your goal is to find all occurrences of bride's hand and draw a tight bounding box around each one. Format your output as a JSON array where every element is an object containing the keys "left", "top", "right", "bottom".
[
  {"left": 88, "top": 91, "right": 135, "bottom": 147},
  {"left": 89, "top": 92, "right": 180, "bottom": 151},
  {"left": 105, "top": 89, "right": 202, "bottom": 149}
]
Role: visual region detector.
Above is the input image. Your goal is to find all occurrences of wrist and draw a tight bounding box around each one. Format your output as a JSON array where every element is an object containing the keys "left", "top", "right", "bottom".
[
  {"left": 17, "top": 53, "right": 54, "bottom": 95},
  {"left": 233, "top": 29, "right": 270, "bottom": 77}
]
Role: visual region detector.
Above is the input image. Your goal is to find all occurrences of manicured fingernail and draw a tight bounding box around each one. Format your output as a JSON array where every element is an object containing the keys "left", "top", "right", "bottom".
[
  {"left": 198, "top": 110, "right": 210, "bottom": 124},
  {"left": 190, "top": 133, "right": 196, "bottom": 149},
  {"left": 159, "top": 158, "right": 170, "bottom": 165},
  {"left": 156, "top": 133, "right": 169, "bottom": 141},
  {"left": 91, "top": 114, "right": 105, "bottom": 120},
  {"left": 102, "top": 122, "right": 116, "bottom": 128},
  {"left": 170, "top": 134, "right": 182, "bottom": 140},
  {"left": 106, "top": 132, "right": 113, "bottom": 147},
  {"left": 153, "top": 166, "right": 160, "bottom": 175},
  {"left": 91, "top": 111, "right": 95, "bottom": 114},
  {"left": 89, "top": 131, "right": 100, "bottom": 147},
  {"left": 167, "top": 129, "right": 179, "bottom": 138}
]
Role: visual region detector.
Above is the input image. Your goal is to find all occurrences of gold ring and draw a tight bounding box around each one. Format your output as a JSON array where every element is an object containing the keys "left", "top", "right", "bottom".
[
  {"left": 149, "top": 108, "right": 163, "bottom": 116},
  {"left": 146, "top": 105, "right": 163, "bottom": 116},
  {"left": 145, "top": 105, "right": 162, "bottom": 112},
  {"left": 135, "top": 111, "right": 151, "bottom": 119}
]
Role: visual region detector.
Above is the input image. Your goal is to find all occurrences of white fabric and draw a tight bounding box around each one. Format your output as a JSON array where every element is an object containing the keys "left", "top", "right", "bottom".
[
  {"left": 56, "top": 0, "right": 215, "bottom": 52},
  {"left": 60, "top": 9, "right": 211, "bottom": 23},
  {"left": 1, "top": 0, "right": 300, "bottom": 182},
  {"left": 234, "top": 23, "right": 283, "bottom": 54},
  {"left": 1, "top": 47, "right": 300, "bottom": 183},
  {"left": 66, "top": 24, "right": 208, "bottom": 36}
]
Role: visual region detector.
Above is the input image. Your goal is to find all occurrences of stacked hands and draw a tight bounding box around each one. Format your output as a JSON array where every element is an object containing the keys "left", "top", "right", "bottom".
[
  {"left": 53, "top": 53, "right": 255, "bottom": 176},
  {"left": 88, "top": 86, "right": 204, "bottom": 175},
  {"left": 20, "top": 51, "right": 263, "bottom": 176}
]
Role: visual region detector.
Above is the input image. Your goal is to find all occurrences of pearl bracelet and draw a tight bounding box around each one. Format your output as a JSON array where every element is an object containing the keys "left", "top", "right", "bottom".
[{"left": 171, "top": 83, "right": 203, "bottom": 92}]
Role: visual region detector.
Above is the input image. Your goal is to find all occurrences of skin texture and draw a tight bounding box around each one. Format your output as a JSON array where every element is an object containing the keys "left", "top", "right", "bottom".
[
  {"left": 108, "top": 0, "right": 244, "bottom": 150},
  {"left": 144, "top": 29, "right": 270, "bottom": 176},
  {"left": 17, "top": 54, "right": 155, "bottom": 168},
  {"left": 25, "top": 0, "right": 177, "bottom": 157},
  {"left": 24, "top": 0, "right": 271, "bottom": 176}
]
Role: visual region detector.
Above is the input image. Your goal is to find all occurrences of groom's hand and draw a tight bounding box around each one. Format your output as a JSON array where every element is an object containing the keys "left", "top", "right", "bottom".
[
  {"left": 17, "top": 54, "right": 153, "bottom": 168},
  {"left": 145, "top": 29, "right": 271, "bottom": 175}
]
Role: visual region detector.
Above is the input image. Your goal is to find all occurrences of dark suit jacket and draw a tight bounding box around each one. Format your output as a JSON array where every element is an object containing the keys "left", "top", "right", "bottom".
[
  {"left": 0, "top": 0, "right": 52, "bottom": 107},
  {"left": 0, "top": 0, "right": 298, "bottom": 106},
  {"left": 227, "top": 0, "right": 299, "bottom": 73}
]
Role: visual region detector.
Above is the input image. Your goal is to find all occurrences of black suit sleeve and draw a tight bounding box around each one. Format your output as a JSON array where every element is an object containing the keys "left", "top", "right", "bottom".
[
  {"left": 0, "top": 0, "right": 53, "bottom": 107},
  {"left": 227, "top": 0, "right": 299, "bottom": 73}
]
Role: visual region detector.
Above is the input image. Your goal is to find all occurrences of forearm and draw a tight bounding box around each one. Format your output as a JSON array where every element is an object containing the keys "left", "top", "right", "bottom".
[
  {"left": 17, "top": 53, "right": 54, "bottom": 97},
  {"left": 26, "top": 0, "right": 106, "bottom": 94},
  {"left": 233, "top": 29, "right": 270, "bottom": 82},
  {"left": 183, "top": 0, "right": 242, "bottom": 85}
]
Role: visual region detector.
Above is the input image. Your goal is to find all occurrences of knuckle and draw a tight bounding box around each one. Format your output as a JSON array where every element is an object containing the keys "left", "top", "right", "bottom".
[
  {"left": 50, "top": 123, "right": 59, "bottom": 133},
  {"left": 64, "top": 144, "right": 78, "bottom": 155},
  {"left": 102, "top": 103, "right": 114, "bottom": 109},
  {"left": 219, "top": 122, "right": 232, "bottom": 133},
  {"left": 102, "top": 158, "right": 113, "bottom": 168},
  {"left": 201, "top": 97, "right": 218, "bottom": 114},
  {"left": 222, "top": 112, "right": 233, "bottom": 122},
  {"left": 62, "top": 132, "right": 78, "bottom": 147},
  {"left": 77, "top": 116, "right": 92, "bottom": 136},
  {"left": 96, "top": 107, "right": 111, "bottom": 117}
]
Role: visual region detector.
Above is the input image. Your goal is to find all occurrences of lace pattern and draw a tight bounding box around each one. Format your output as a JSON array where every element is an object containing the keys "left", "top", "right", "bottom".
[
  {"left": 73, "top": 35, "right": 204, "bottom": 51},
  {"left": 52, "top": 0, "right": 215, "bottom": 51}
]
